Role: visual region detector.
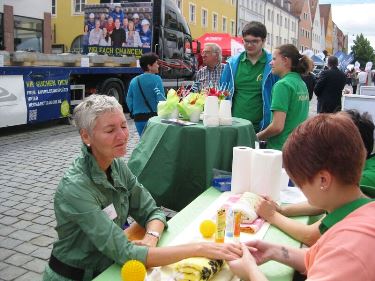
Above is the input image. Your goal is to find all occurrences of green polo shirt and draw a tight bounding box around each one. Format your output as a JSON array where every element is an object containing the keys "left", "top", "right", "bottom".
[
  {"left": 319, "top": 198, "right": 373, "bottom": 234},
  {"left": 232, "top": 50, "right": 266, "bottom": 132},
  {"left": 267, "top": 72, "right": 309, "bottom": 150},
  {"left": 360, "top": 155, "right": 375, "bottom": 196}
]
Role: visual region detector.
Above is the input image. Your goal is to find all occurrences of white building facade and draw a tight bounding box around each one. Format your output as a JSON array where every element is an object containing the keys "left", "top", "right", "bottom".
[
  {"left": 311, "top": 3, "right": 323, "bottom": 54},
  {"left": 264, "top": 0, "right": 298, "bottom": 52},
  {"left": 237, "top": 0, "right": 266, "bottom": 35}
]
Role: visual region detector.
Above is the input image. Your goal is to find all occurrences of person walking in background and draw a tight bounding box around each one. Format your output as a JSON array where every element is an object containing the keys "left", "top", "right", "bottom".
[
  {"left": 126, "top": 53, "right": 165, "bottom": 136},
  {"left": 301, "top": 59, "right": 316, "bottom": 101},
  {"left": 357, "top": 67, "right": 368, "bottom": 94},
  {"left": 350, "top": 68, "right": 359, "bottom": 94},
  {"left": 314, "top": 56, "right": 346, "bottom": 113},
  {"left": 256, "top": 44, "right": 310, "bottom": 150},
  {"left": 191, "top": 43, "right": 225, "bottom": 92},
  {"left": 220, "top": 21, "right": 278, "bottom": 133}
]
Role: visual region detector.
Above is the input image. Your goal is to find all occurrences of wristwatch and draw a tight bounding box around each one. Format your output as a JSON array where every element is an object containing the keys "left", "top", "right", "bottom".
[{"left": 146, "top": 230, "right": 160, "bottom": 239}]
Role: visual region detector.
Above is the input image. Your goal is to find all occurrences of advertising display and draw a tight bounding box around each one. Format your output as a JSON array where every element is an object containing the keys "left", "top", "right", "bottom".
[
  {"left": 84, "top": 1, "right": 152, "bottom": 57},
  {"left": 24, "top": 74, "right": 71, "bottom": 123}
]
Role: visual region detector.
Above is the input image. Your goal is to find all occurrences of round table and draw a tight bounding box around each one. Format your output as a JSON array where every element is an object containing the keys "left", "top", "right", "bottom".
[{"left": 128, "top": 116, "right": 256, "bottom": 211}]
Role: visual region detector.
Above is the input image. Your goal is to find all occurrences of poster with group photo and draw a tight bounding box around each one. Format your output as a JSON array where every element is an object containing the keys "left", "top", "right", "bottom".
[{"left": 83, "top": 1, "right": 152, "bottom": 57}]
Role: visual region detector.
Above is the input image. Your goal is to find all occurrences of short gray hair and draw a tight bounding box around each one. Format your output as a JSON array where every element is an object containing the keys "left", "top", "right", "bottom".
[
  {"left": 205, "top": 43, "right": 222, "bottom": 63},
  {"left": 72, "top": 94, "right": 123, "bottom": 133}
]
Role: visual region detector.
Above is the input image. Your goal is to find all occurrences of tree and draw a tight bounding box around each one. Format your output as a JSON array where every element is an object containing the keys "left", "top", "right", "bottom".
[{"left": 351, "top": 33, "right": 375, "bottom": 68}]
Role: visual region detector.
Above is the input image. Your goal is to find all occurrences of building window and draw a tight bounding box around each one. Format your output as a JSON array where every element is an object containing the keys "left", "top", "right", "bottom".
[
  {"left": 267, "top": 32, "right": 270, "bottom": 44},
  {"left": 222, "top": 16, "right": 227, "bottom": 32},
  {"left": 201, "top": 8, "right": 208, "bottom": 27},
  {"left": 267, "top": 9, "right": 271, "bottom": 21},
  {"left": 212, "top": 13, "right": 218, "bottom": 31},
  {"left": 52, "top": 0, "right": 56, "bottom": 16},
  {"left": 0, "top": 13, "right": 3, "bottom": 50},
  {"left": 14, "top": 16, "right": 43, "bottom": 52},
  {"left": 73, "top": 0, "right": 85, "bottom": 14},
  {"left": 176, "top": 0, "right": 183, "bottom": 12},
  {"left": 230, "top": 20, "right": 235, "bottom": 36},
  {"left": 189, "top": 3, "right": 196, "bottom": 23}
]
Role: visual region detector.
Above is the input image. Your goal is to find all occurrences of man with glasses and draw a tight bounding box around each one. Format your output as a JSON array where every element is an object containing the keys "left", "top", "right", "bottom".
[
  {"left": 220, "top": 21, "right": 278, "bottom": 132},
  {"left": 191, "top": 43, "right": 225, "bottom": 92}
]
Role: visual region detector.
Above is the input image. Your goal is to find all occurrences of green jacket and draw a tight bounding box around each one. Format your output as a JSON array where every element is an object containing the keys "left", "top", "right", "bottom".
[{"left": 45, "top": 145, "right": 167, "bottom": 280}]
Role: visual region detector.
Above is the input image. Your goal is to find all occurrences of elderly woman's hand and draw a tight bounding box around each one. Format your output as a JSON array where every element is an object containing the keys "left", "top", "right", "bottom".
[{"left": 198, "top": 242, "right": 243, "bottom": 261}]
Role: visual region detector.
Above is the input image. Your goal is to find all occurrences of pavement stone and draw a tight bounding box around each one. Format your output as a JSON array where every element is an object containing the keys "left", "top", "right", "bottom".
[
  {"left": 22, "top": 258, "right": 48, "bottom": 273},
  {"left": 0, "top": 248, "right": 16, "bottom": 260},
  {"left": 13, "top": 271, "right": 42, "bottom": 281},
  {"left": 0, "top": 264, "right": 27, "bottom": 281},
  {"left": 8, "top": 230, "right": 40, "bottom": 242},
  {"left": 14, "top": 243, "right": 39, "bottom": 255},
  {"left": 5, "top": 253, "right": 33, "bottom": 267}
]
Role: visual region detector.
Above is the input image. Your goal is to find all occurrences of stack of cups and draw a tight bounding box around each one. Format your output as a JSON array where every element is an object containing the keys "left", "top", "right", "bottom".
[
  {"left": 203, "top": 96, "right": 220, "bottom": 127},
  {"left": 219, "top": 100, "right": 232, "bottom": 125}
]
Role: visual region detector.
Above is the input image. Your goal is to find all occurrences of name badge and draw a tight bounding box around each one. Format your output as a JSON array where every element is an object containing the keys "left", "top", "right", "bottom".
[{"left": 103, "top": 203, "right": 118, "bottom": 220}]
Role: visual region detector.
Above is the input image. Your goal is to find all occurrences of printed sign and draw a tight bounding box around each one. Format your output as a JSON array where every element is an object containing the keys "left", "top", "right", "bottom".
[
  {"left": 83, "top": 1, "right": 152, "bottom": 57},
  {"left": 0, "top": 75, "right": 27, "bottom": 127},
  {"left": 24, "top": 73, "right": 71, "bottom": 123}
]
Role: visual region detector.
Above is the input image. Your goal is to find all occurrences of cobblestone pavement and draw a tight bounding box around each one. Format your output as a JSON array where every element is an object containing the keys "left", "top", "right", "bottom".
[{"left": 0, "top": 96, "right": 322, "bottom": 281}]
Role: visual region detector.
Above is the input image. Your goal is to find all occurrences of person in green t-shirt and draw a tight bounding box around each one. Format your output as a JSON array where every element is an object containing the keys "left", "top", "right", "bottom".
[
  {"left": 220, "top": 21, "right": 278, "bottom": 132},
  {"left": 256, "top": 44, "right": 311, "bottom": 150}
]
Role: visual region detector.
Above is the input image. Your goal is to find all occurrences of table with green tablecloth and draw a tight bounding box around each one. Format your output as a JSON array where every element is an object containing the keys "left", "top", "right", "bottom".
[
  {"left": 93, "top": 187, "right": 309, "bottom": 281},
  {"left": 128, "top": 116, "right": 256, "bottom": 211}
]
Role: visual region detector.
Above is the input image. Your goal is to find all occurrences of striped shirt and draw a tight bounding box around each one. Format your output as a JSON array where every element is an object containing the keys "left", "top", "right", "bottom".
[{"left": 191, "top": 63, "right": 225, "bottom": 92}]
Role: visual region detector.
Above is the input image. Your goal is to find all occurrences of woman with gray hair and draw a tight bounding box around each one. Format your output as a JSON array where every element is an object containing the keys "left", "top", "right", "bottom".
[{"left": 43, "top": 94, "right": 242, "bottom": 281}]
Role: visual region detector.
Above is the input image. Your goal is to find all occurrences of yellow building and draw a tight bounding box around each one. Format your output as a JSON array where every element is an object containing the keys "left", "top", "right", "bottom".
[
  {"left": 51, "top": 0, "right": 100, "bottom": 52},
  {"left": 174, "top": 0, "right": 237, "bottom": 39}
]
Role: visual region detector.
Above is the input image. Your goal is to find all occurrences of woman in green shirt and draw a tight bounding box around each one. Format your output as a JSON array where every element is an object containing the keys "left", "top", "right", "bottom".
[
  {"left": 43, "top": 95, "right": 241, "bottom": 281},
  {"left": 257, "top": 44, "right": 311, "bottom": 150}
]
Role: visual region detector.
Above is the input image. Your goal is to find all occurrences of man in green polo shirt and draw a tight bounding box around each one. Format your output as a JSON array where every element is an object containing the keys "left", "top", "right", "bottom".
[{"left": 220, "top": 21, "right": 278, "bottom": 132}]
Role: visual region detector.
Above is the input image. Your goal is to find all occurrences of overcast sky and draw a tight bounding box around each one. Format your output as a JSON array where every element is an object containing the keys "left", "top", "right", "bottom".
[{"left": 319, "top": 0, "right": 375, "bottom": 50}]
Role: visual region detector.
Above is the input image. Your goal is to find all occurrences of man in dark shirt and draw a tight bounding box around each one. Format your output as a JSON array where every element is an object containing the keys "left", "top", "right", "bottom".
[
  {"left": 111, "top": 18, "right": 126, "bottom": 48},
  {"left": 314, "top": 56, "right": 347, "bottom": 113}
]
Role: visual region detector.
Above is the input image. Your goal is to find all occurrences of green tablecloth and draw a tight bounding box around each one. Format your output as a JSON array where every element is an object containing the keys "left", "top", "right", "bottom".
[
  {"left": 128, "top": 116, "right": 256, "bottom": 211},
  {"left": 93, "top": 187, "right": 308, "bottom": 281}
]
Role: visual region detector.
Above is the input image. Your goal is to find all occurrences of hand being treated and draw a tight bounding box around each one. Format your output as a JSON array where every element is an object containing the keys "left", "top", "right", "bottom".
[{"left": 200, "top": 242, "right": 243, "bottom": 261}]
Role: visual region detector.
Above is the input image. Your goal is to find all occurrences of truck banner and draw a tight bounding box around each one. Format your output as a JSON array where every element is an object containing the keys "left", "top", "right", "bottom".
[
  {"left": 84, "top": 1, "right": 152, "bottom": 57},
  {"left": 24, "top": 73, "right": 71, "bottom": 123}
]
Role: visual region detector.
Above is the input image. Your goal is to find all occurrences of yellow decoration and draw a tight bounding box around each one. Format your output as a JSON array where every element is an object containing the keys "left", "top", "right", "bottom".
[
  {"left": 121, "top": 260, "right": 146, "bottom": 281},
  {"left": 60, "top": 100, "right": 70, "bottom": 117},
  {"left": 199, "top": 220, "right": 216, "bottom": 238}
]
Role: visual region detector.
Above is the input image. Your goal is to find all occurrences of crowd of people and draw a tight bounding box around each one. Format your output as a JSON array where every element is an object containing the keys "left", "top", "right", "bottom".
[
  {"left": 83, "top": 6, "right": 152, "bottom": 53},
  {"left": 42, "top": 20, "right": 375, "bottom": 281}
]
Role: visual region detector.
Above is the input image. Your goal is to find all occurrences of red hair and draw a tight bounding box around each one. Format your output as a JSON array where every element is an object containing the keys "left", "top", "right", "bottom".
[{"left": 283, "top": 113, "right": 366, "bottom": 186}]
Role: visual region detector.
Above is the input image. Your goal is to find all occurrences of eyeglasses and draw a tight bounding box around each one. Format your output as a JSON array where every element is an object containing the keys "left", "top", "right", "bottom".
[
  {"left": 201, "top": 50, "right": 217, "bottom": 55},
  {"left": 243, "top": 39, "right": 263, "bottom": 46}
]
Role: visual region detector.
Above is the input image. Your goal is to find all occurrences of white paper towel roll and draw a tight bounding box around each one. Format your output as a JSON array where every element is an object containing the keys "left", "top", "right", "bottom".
[
  {"left": 250, "top": 149, "right": 282, "bottom": 201},
  {"left": 231, "top": 146, "right": 253, "bottom": 194}
]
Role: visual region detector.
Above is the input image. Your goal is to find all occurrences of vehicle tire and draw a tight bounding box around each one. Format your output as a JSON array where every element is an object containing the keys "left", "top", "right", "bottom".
[{"left": 102, "top": 81, "right": 124, "bottom": 106}]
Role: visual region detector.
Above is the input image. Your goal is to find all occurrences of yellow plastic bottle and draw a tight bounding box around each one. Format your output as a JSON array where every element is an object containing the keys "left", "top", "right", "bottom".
[{"left": 215, "top": 208, "right": 226, "bottom": 243}]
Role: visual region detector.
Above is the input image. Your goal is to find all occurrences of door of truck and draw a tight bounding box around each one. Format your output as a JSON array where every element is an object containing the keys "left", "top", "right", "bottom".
[{"left": 157, "top": 0, "right": 195, "bottom": 81}]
